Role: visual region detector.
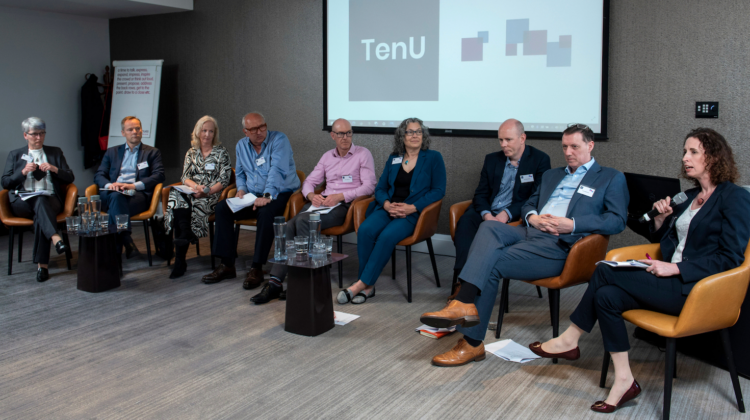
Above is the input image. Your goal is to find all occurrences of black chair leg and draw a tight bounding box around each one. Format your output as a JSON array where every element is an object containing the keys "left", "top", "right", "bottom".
[
  {"left": 61, "top": 231, "right": 72, "bottom": 270},
  {"left": 504, "top": 285, "right": 509, "bottom": 313},
  {"left": 495, "top": 278, "right": 510, "bottom": 339},
  {"left": 664, "top": 337, "right": 677, "bottom": 420},
  {"left": 195, "top": 237, "right": 201, "bottom": 256},
  {"left": 337, "top": 235, "right": 343, "bottom": 288},
  {"left": 234, "top": 224, "right": 241, "bottom": 259},
  {"left": 406, "top": 246, "right": 412, "bottom": 302},
  {"left": 209, "top": 221, "right": 215, "bottom": 269},
  {"left": 720, "top": 328, "right": 746, "bottom": 412},
  {"left": 426, "top": 238, "right": 440, "bottom": 287},
  {"left": 8, "top": 226, "right": 14, "bottom": 275},
  {"left": 600, "top": 351, "right": 611, "bottom": 388},
  {"left": 536, "top": 286, "right": 543, "bottom": 298},
  {"left": 549, "top": 289, "right": 560, "bottom": 364},
  {"left": 143, "top": 220, "right": 153, "bottom": 266},
  {"left": 18, "top": 228, "right": 23, "bottom": 262},
  {"left": 391, "top": 249, "right": 396, "bottom": 279}
]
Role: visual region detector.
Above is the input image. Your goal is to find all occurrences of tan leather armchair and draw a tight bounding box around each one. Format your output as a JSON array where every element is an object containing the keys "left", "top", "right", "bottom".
[
  {"left": 353, "top": 197, "right": 443, "bottom": 302},
  {"left": 495, "top": 233, "right": 610, "bottom": 363},
  {"left": 0, "top": 183, "right": 77, "bottom": 274},
  {"left": 230, "top": 170, "right": 305, "bottom": 259},
  {"left": 162, "top": 169, "right": 236, "bottom": 268},
  {"left": 600, "top": 242, "right": 750, "bottom": 419},
  {"left": 86, "top": 183, "right": 163, "bottom": 266},
  {"left": 449, "top": 199, "right": 542, "bottom": 299}
]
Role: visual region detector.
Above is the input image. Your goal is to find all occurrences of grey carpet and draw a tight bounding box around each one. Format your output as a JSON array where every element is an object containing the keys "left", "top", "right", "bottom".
[{"left": 0, "top": 228, "right": 746, "bottom": 419}]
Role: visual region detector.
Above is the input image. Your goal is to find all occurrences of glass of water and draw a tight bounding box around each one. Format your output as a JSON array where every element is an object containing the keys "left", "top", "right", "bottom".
[
  {"left": 285, "top": 240, "right": 296, "bottom": 260},
  {"left": 311, "top": 242, "right": 327, "bottom": 262},
  {"left": 66, "top": 216, "right": 77, "bottom": 233},
  {"left": 116, "top": 214, "right": 129, "bottom": 230},
  {"left": 81, "top": 214, "right": 91, "bottom": 233},
  {"left": 294, "top": 236, "right": 309, "bottom": 261},
  {"left": 322, "top": 236, "right": 334, "bottom": 255},
  {"left": 100, "top": 217, "right": 109, "bottom": 231}
]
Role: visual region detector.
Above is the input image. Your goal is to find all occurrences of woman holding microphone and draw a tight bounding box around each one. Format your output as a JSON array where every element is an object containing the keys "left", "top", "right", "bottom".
[{"left": 528, "top": 128, "right": 750, "bottom": 413}]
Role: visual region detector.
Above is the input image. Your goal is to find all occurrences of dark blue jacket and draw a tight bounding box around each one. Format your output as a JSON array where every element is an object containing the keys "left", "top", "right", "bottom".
[
  {"left": 369, "top": 149, "right": 446, "bottom": 225},
  {"left": 94, "top": 143, "right": 165, "bottom": 199},
  {"left": 651, "top": 182, "right": 750, "bottom": 295},
  {"left": 472, "top": 145, "right": 551, "bottom": 221}
]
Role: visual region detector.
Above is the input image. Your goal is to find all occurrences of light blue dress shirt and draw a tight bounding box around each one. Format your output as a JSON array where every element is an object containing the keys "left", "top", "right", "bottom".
[
  {"left": 481, "top": 157, "right": 518, "bottom": 219},
  {"left": 235, "top": 130, "right": 300, "bottom": 198},
  {"left": 106, "top": 143, "right": 145, "bottom": 190},
  {"left": 526, "top": 157, "right": 597, "bottom": 232}
]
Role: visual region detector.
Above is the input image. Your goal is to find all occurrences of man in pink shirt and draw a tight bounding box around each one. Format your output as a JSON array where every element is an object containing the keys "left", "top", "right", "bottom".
[{"left": 251, "top": 118, "right": 377, "bottom": 304}]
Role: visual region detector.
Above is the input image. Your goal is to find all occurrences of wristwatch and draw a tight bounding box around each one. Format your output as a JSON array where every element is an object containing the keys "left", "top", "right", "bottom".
[
  {"left": 263, "top": 192, "right": 273, "bottom": 201},
  {"left": 203, "top": 186, "right": 211, "bottom": 194}
]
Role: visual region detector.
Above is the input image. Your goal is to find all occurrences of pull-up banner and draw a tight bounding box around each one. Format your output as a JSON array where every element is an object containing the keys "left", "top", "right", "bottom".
[{"left": 107, "top": 59, "right": 163, "bottom": 147}]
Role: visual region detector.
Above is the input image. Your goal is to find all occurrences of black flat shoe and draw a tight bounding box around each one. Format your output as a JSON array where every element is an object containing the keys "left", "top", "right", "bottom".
[
  {"left": 250, "top": 282, "right": 282, "bottom": 304},
  {"left": 169, "top": 259, "right": 187, "bottom": 279},
  {"left": 54, "top": 240, "right": 67, "bottom": 255},
  {"left": 37, "top": 267, "right": 49, "bottom": 282}
]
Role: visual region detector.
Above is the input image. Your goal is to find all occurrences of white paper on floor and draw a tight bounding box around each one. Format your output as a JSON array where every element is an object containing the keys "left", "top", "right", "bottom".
[
  {"left": 484, "top": 339, "right": 541, "bottom": 363},
  {"left": 334, "top": 311, "right": 359, "bottom": 325}
]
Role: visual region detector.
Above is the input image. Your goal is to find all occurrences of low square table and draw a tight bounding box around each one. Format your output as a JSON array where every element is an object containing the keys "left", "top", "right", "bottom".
[
  {"left": 268, "top": 253, "right": 348, "bottom": 337},
  {"left": 75, "top": 228, "right": 123, "bottom": 293}
]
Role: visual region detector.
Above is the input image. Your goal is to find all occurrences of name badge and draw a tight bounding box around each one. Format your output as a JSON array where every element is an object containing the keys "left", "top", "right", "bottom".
[
  {"left": 392, "top": 157, "right": 403, "bottom": 164},
  {"left": 520, "top": 174, "right": 534, "bottom": 183},
  {"left": 577, "top": 185, "right": 595, "bottom": 197},
  {"left": 137, "top": 161, "right": 149, "bottom": 170},
  {"left": 21, "top": 154, "right": 33, "bottom": 162},
  {"left": 342, "top": 175, "right": 353, "bottom": 183},
  {"left": 256, "top": 157, "right": 266, "bottom": 166},
  {"left": 205, "top": 163, "right": 215, "bottom": 171}
]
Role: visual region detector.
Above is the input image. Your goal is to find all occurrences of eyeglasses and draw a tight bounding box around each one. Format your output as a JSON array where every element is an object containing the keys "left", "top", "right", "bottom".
[
  {"left": 405, "top": 129, "right": 423, "bottom": 137},
  {"left": 26, "top": 131, "right": 46, "bottom": 137},
  {"left": 332, "top": 131, "right": 353, "bottom": 139},
  {"left": 243, "top": 124, "right": 267, "bottom": 135},
  {"left": 567, "top": 123, "right": 591, "bottom": 130}
]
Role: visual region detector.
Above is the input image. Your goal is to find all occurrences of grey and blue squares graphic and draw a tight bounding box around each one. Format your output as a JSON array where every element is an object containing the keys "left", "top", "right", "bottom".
[
  {"left": 461, "top": 30, "right": 489, "bottom": 61},
  {"left": 505, "top": 19, "right": 571, "bottom": 67}
]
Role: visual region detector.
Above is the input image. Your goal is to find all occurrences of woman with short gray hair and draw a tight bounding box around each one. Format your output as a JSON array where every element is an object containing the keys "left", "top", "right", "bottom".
[
  {"left": 1, "top": 117, "right": 75, "bottom": 282},
  {"left": 340, "top": 117, "right": 446, "bottom": 304}
]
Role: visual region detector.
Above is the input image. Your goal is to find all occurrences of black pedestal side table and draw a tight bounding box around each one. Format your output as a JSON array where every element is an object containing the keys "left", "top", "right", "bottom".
[
  {"left": 76, "top": 228, "right": 123, "bottom": 293},
  {"left": 269, "top": 253, "right": 348, "bottom": 337}
]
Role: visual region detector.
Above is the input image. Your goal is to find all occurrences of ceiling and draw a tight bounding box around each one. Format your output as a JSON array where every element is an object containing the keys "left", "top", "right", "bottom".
[{"left": 0, "top": 0, "right": 193, "bottom": 19}]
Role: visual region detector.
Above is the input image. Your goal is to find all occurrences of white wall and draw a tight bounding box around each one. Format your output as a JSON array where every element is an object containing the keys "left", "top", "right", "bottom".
[{"left": 0, "top": 6, "right": 110, "bottom": 192}]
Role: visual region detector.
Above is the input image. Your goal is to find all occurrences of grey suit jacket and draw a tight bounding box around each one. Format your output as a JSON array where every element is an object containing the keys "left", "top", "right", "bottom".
[{"left": 516, "top": 160, "right": 630, "bottom": 259}]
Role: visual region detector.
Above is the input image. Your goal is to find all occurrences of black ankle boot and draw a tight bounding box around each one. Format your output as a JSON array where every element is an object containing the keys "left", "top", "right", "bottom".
[{"left": 170, "top": 244, "right": 189, "bottom": 279}]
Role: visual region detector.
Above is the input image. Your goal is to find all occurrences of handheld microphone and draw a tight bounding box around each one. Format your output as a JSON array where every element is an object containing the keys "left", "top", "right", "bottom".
[{"left": 639, "top": 192, "right": 688, "bottom": 223}]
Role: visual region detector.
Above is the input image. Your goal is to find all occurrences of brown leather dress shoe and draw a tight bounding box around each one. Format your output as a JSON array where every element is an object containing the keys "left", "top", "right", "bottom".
[
  {"left": 420, "top": 300, "right": 480, "bottom": 329},
  {"left": 528, "top": 341, "right": 581, "bottom": 361},
  {"left": 447, "top": 282, "right": 461, "bottom": 302},
  {"left": 202, "top": 264, "right": 237, "bottom": 284},
  {"left": 432, "top": 338, "right": 486, "bottom": 367},
  {"left": 590, "top": 380, "right": 641, "bottom": 413},
  {"left": 243, "top": 267, "right": 264, "bottom": 290}
]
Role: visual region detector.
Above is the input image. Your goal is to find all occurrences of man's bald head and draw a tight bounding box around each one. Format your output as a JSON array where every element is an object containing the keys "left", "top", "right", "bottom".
[
  {"left": 498, "top": 118, "right": 526, "bottom": 162},
  {"left": 330, "top": 118, "right": 354, "bottom": 155},
  {"left": 242, "top": 112, "right": 268, "bottom": 147},
  {"left": 332, "top": 118, "right": 352, "bottom": 132}
]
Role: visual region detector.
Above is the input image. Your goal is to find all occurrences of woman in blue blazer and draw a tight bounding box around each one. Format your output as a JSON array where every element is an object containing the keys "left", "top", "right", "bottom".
[
  {"left": 339, "top": 118, "right": 446, "bottom": 304},
  {"left": 529, "top": 128, "right": 750, "bottom": 413}
]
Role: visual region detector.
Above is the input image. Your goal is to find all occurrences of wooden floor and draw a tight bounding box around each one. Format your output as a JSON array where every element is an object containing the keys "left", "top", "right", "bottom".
[{"left": 0, "top": 227, "right": 746, "bottom": 419}]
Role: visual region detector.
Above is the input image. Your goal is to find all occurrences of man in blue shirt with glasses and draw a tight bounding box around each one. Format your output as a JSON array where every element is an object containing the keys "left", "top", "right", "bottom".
[{"left": 202, "top": 113, "right": 300, "bottom": 289}]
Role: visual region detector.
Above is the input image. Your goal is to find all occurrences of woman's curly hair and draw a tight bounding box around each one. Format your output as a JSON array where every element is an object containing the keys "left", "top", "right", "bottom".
[{"left": 681, "top": 127, "right": 739, "bottom": 186}]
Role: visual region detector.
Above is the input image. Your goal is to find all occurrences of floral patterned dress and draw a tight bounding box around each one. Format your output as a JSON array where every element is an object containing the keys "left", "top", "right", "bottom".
[{"left": 164, "top": 145, "right": 232, "bottom": 237}]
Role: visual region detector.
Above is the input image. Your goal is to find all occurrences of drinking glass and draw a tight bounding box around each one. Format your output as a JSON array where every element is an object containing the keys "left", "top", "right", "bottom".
[
  {"left": 72, "top": 216, "right": 80, "bottom": 233},
  {"left": 311, "top": 242, "right": 327, "bottom": 262},
  {"left": 322, "top": 236, "right": 334, "bottom": 255},
  {"left": 285, "top": 240, "right": 296, "bottom": 260},
  {"left": 81, "top": 214, "right": 92, "bottom": 233},
  {"left": 294, "top": 235, "right": 309, "bottom": 261},
  {"left": 100, "top": 217, "right": 109, "bottom": 231},
  {"left": 116, "top": 214, "right": 129, "bottom": 230},
  {"left": 66, "top": 216, "right": 77, "bottom": 233}
]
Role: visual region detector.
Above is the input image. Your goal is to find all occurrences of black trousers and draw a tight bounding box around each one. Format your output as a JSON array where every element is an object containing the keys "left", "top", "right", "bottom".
[
  {"left": 570, "top": 264, "right": 687, "bottom": 352},
  {"left": 453, "top": 207, "right": 484, "bottom": 271},
  {"left": 10, "top": 195, "right": 62, "bottom": 264},
  {"left": 212, "top": 191, "right": 292, "bottom": 266}
]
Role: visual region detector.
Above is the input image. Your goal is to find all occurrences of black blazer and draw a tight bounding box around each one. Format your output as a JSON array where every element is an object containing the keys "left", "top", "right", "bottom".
[
  {"left": 472, "top": 145, "right": 551, "bottom": 221},
  {"left": 94, "top": 143, "right": 165, "bottom": 199},
  {"left": 1, "top": 146, "right": 75, "bottom": 203},
  {"left": 651, "top": 182, "right": 750, "bottom": 295}
]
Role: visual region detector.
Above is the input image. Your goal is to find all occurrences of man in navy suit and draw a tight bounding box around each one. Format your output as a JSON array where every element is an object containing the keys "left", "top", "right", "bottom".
[
  {"left": 421, "top": 124, "right": 629, "bottom": 366},
  {"left": 95, "top": 116, "right": 165, "bottom": 257},
  {"left": 452, "top": 119, "right": 550, "bottom": 290}
]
